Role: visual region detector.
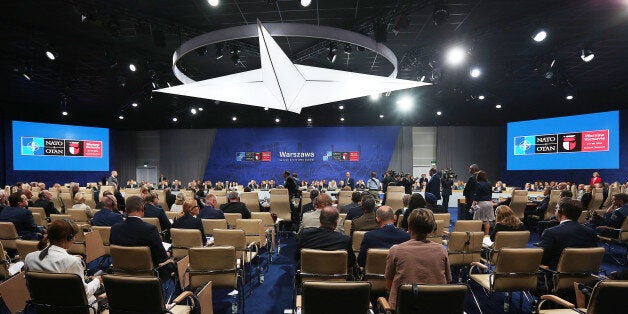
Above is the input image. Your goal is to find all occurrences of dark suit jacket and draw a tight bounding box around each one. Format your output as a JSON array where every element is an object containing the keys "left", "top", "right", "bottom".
[
  {"left": 425, "top": 174, "right": 442, "bottom": 200},
  {"left": 296, "top": 227, "right": 355, "bottom": 268},
  {"left": 342, "top": 178, "right": 355, "bottom": 190},
  {"left": 301, "top": 203, "right": 315, "bottom": 214},
  {"left": 463, "top": 174, "right": 478, "bottom": 202},
  {"left": 110, "top": 217, "right": 169, "bottom": 267},
  {"left": 490, "top": 222, "right": 526, "bottom": 242},
  {"left": 32, "top": 199, "right": 59, "bottom": 217},
  {"left": 345, "top": 205, "right": 364, "bottom": 221},
  {"left": 357, "top": 224, "right": 409, "bottom": 266},
  {"left": 92, "top": 209, "right": 124, "bottom": 226},
  {"left": 401, "top": 178, "right": 413, "bottom": 194},
  {"left": 0, "top": 206, "right": 41, "bottom": 240},
  {"left": 537, "top": 220, "right": 597, "bottom": 270},
  {"left": 284, "top": 177, "right": 298, "bottom": 197},
  {"left": 198, "top": 206, "right": 225, "bottom": 220},
  {"left": 535, "top": 196, "right": 550, "bottom": 217},
  {"left": 220, "top": 202, "right": 251, "bottom": 219},
  {"left": 581, "top": 192, "right": 592, "bottom": 209},
  {"left": 172, "top": 213, "right": 206, "bottom": 245},
  {"left": 144, "top": 203, "right": 172, "bottom": 231},
  {"left": 441, "top": 177, "right": 453, "bottom": 196}
]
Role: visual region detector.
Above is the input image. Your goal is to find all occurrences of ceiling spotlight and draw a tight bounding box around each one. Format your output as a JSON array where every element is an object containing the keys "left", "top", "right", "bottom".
[
  {"left": 327, "top": 45, "right": 337, "bottom": 63},
  {"left": 533, "top": 30, "right": 547, "bottom": 42},
  {"left": 495, "top": 104, "right": 502, "bottom": 109},
  {"left": 581, "top": 49, "right": 594, "bottom": 62},
  {"left": 307, "top": 118, "right": 312, "bottom": 122},
  {"left": 131, "top": 102, "right": 138, "bottom": 107},
  {"left": 344, "top": 43, "right": 352, "bottom": 54},
  {"left": 190, "top": 108, "right": 197, "bottom": 114},
  {"left": 232, "top": 116, "right": 237, "bottom": 121},
  {"left": 172, "top": 117, "right": 178, "bottom": 122},
  {"left": 45, "top": 50, "right": 57, "bottom": 61},
  {"left": 275, "top": 118, "right": 280, "bottom": 123},
  {"left": 301, "top": 0, "right": 312, "bottom": 7},
  {"left": 340, "top": 117, "right": 345, "bottom": 122},
  {"left": 264, "top": 107, "right": 269, "bottom": 111},
  {"left": 470, "top": 67, "right": 481, "bottom": 78},
  {"left": 61, "top": 111, "right": 68, "bottom": 116},
  {"left": 379, "top": 114, "right": 384, "bottom": 118},
  {"left": 370, "top": 93, "right": 381, "bottom": 101},
  {"left": 436, "top": 111, "right": 442, "bottom": 116},
  {"left": 128, "top": 63, "right": 136, "bottom": 72},
  {"left": 151, "top": 81, "right": 159, "bottom": 89},
  {"left": 207, "top": 0, "right": 219, "bottom": 6},
  {"left": 396, "top": 97, "right": 414, "bottom": 112},
  {"left": 198, "top": 107, "right": 204, "bottom": 111},
  {"left": 445, "top": 46, "right": 466, "bottom": 66},
  {"left": 419, "top": 75, "right": 426, "bottom": 82},
  {"left": 22, "top": 73, "right": 31, "bottom": 81},
  {"left": 231, "top": 47, "right": 240, "bottom": 65},
  {"left": 478, "top": 95, "right": 485, "bottom": 100},
  {"left": 566, "top": 94, "right": 574, "bottom": 100},
  {"left": 118, "top": 115, "right": 124, "bottom": 120},
  {"left": 216, "top": 43, "right": 224, "bottom": 59},
  {"left": 338, "top": 105, "right": 344, "bottom": 110}
]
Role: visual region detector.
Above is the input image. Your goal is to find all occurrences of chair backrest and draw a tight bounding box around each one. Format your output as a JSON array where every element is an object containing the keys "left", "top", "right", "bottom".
[
  {"left": 188, "top": 246, "right": 238, "bottom": 290},
  {"left": 91, "top": 226, "right": 111, "bottom": 255},
  {"left": 16, "top": 239, "right": 39, "bottom": 261},
  {"left": 587, "top": 280, "right": 628, "bottom": 314},
  {"left": 240, "top": 192, "right": 260, "bottom": 212},
  {"left": 215, "top": 195, "right": 227, "bottom": 208},
  {"left": 302, "top": 282, "right": 371, "bottom": 314},
  {"left": 67, "top": 228, "right": 87, "bottom": 257},
  {"left": 50, "top": 214, "right": 71, "bottom": 223},
  {"left": 395, "top": 284, "right": 467, "bottom": 314},
  {"left": 364, "top": 248, "right": 388, "bottom": 294},
  {"left": 153, "top": 190, "right": 169, "bottom": 211},
  {"left": 352, "top": 231, "right": 366, "bottom": 252},
  {"left": 620, "top": 217, "right": 628, "bottom": 242},
  {"left": 427, "top": 219, "right": 446, "bottom": 243},
  {"left": 433, "top": 213, "right": 451, "bottom": 232},
  {"left": 570, "top": 185, "right": 578, "bottom": 200},
  {"left": 250, "top": 212, "right": 274, "bottom": 231},
  {"left": 270, "top": 188, "right": 288, "bottom": 195},
  {"left": 82, "top": 191, "right": 97, "bottom": 209},
  {"left": 510, "top": 190, "right": 528, "bottom": 219},
  {"left": 270, "top": 194, "right": 291, "bottom": 222},
  {"left": 141, "top": 217, "right": 162, "bottom": 233},
  {"left": 31, "top": 213, "right": 45, "bottom": 226},
  {"left": 553, "top": 247, "right": 605, "bottom": 291},
  {"left": 546, "top": 189, "right": 563, "bottom": 219},
  {"left": 171, "top": 228, "right": 203, "bottom": 259},
  {"left": 343, "top": 220, "right": 352, "bottom": 236},
  {"left": 212, "top": 189, "right": 227, "bottom": 196},
  {"left": 102, "top": 274, "right": 168, "bottom": 313},
  {"left": 587, "top": 188, "right": 604, "bottom": 211},
  {"left": 98, "top": 186, "right": 115, "bottom": 202},
  {"left": 213, "top": 229, "right": 246, "bottom": 251},
  {"left": 110, "top": 245, "right": 155, "bottom": 276},
  {"left": 602, "top": 186, "right": 619, "bottom": 208},
  {"left": 123, "top": 188, "right": 141, "bottom": 194},
  {"left": 25, "top": 272, "right": 91, "bottom": 314},
  {"left": 0, "top": 242, "right": 10, "bottom": 280},
  {"left": 223, "top": 213, "right": 242, "bottom": 229},
  {"left": 387, "top": 186, "right": 405, "bottom": 193},
  {"left": 385, "top": 193, "right": 404, "bottom": 213},
  {"left": 67, "top": 209, "right": 89, "bottom": 224},
  {"left": 201, "top": 219, "right": 228, "bottom": 236},
  {"left": 300, "top": 249, "right": 348, "bottom": 283},
  {"left": 447, "top": 231, "right": 484, "bottom": 266},
  {"left": 59, "top": 193, "right": 74, "bottom": 212},
  {"left": 28, "top": 207, "right": 47, "bottom": 220},
  {"left": 236, "top": 219, "right": 265, "bottom": 247},
  {"left": 0, "top": 222, "right": 19, "bottom": 250},
  {"left": 396, "top": 214, "right": 404, "bottom": 228},
  {"left": 492, "top": 248, "right": 543, "bottom": 292},
  {"left": 453, "top": 220, "right": 483, "bottom": 232}
]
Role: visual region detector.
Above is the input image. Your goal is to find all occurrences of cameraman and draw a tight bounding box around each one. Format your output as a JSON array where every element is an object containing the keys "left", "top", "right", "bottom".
[{"left": 441, "top": 170, "right": 453, "bottom": 210}]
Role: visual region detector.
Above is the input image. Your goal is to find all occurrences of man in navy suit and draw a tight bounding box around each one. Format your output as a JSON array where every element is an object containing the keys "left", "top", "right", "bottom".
[
  {"left": 32, "top": 190, "right": 60, "bottom": 217},
  {"left": 197, "top": 194, "right": 225, "bottom": 220},
  {"left": 340, "top": 191, "right": 363, "bottom": 219},
  {"left": 357, "top": 206, "right": 410, "bottom": 267},
  {"left": 343, "top": 172, "right": 355, "bottom": 190},
  {"left": 110, "top": 196, "right": 173, "bottom": 278},
  {"left": 92, "top": 194, "right": 124, "bottom": 226},
  {"left": 537, "top": 198, "right": 597, "bottom": 270},
  {"left": 425, "top": 168, "right": 441, "bottom": 202},
  {"left": 143, "top": 192, "right": 172, "bottom": 233},
  {"left": 463, "top": 164, "right": 479, "bottom": 220},
  {"left": 0, "top": 192, "right": 43, "bottom": 241}
]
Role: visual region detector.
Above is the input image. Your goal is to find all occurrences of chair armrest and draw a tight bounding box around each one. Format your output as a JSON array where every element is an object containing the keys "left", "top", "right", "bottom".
[
  {"left": 377, "top": 297, "right": 393, "bottom": 313},
  {"left": 540, "top": 294, "right": 575, "bottom": 309},
  {"left": 173, "top": 291, "right": 195, "bottom": 304},
  {"left": 470, "top": 261, "right": 488, "bottom": 271},
  {"left": 539, "top": 265, "right": 549, "bottom": 270},
  {"left": 156, "top": 259, "right": 175, "bottom": 270}
]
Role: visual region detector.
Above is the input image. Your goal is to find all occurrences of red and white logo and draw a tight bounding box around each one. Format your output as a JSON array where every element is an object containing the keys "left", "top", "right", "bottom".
[
  {"left": 68, "top": 142, "right": 81, "bottom": 155},
  {"left": 562, "top": 135, "right": 577, "bottom": 151}
]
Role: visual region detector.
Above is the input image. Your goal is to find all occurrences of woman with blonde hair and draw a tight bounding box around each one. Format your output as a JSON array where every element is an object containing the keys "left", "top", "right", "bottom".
[
  {"left": 72, "top": 191, "right": 94, "bottom": 218},
  {"left": 170, "top": 193, "right": 186, "bottom": 212},
  {"left": 490, "top": 205, "right": 526, "bottom": 241},
  {"left": 172, "top": 199, "right": 206, "bottom": 245}
]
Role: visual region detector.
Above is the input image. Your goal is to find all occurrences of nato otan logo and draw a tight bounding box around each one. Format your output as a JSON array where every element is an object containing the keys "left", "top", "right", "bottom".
[
  {"left": 514, "top": 136, "right": 535, "bottom": 155},
  {"left": 21, "top": 137, "right": 44, "bottom": 155}
]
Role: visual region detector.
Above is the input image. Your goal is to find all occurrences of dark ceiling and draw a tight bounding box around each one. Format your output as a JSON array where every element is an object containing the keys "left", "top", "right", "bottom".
[{"left": 1, "top": 0, "right": 627, "bottom": 130}]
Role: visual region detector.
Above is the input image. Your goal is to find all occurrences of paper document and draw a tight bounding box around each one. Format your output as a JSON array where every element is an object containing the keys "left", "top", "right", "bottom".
[
  {"left": 162, "top": 242, "right": 172, "bottom": 251},
  {"left": 482, "top": 237, "right": 493, "bottom": 247},
  {"left": 8, "top": 261, "right": 24, "bottom": 276}
]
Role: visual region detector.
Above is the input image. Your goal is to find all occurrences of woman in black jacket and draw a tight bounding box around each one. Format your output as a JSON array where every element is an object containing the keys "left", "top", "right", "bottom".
[{"left": 471, "top": 170, "right": 495, "bottom": 235}]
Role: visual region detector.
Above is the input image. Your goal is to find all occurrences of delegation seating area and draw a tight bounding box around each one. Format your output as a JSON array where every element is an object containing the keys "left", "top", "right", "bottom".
[{"left": 0, "top": 182, "right": 627, "bottom": 313}]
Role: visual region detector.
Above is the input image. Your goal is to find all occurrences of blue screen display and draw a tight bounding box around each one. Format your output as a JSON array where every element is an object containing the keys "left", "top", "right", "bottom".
[
  {"left": 12, "top": 121, "right": 110, "bottom": 171},
  {"left": 506, "top": 111, "right": 619, "bottom": 170}
]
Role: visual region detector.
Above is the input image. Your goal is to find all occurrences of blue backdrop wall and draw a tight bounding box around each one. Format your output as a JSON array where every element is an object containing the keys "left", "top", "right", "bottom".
[{"left": 204, "top": 126, "right": 401, "bottom": 184}]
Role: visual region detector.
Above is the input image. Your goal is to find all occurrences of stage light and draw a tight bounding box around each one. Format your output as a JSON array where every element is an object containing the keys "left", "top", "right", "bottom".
[
  {"left": 340, "top": 117, "right": 345, "bottom": 122},
  {"left": 307, "top": 118, "right": 312, "bottom": 122},
  {"left": 232, "top": 116, "right": 237, "bottom": 121},
  {"left": 61, "top": 111, "right": 68, "bottom": 116},
  {"left": 208, "top": 0, "right": 219, "bottom": 7},
  {"left": 172, "top": 117, "right": 178, "bottom": 122},
  {"left": 131, "top": 102, "right": 138, "bottom": 107},
  {"left": 198, "top": 107, "right": 204, "bottom": 111},
  {"left": 581, "top": 49, "right": 594, "bottom": 62},
  {"left": 191, "top": 108, "right": 197, "bottom": 114},
  {"left": 396, "top": 97, "right": 414, "bottom": 112},
  {"left": 470, "top": 67, "right": 481, "bottom": 78},
  {"left": 370, "top": 93, "right": 381, "bottom": 101},
  {"left": 264, "top": 107, "right": 269, "bottom": 111},
  {"left": 22, "top": 73, "right": 31, "bottom": 81},
  {"left": 216, "top": 43, "right": 224, "bottom": 59},
  {"left": 495, "top": 104, "right": 502, "bottom": 109},
  {"left": 129, "top": 63, "right": 136, "bottom": 72},
  {"left": 436, "top": 111, "right": 442, "bottom": 116},
  {"left": 45, "top": 50, "right": 57, "bottom": 60},
  {"left": 118, "top": 115, "right": 124, "bottom": 120},
  {"left": 533, "top": 30, "right": 547, "bottom": 42},
  {"left": 301, "top": 0, "right": 312, "bottom": 7},
  {"left": 275, "top": 118, "right": 280, "bottom": 123},
  {"left": 445, "top": 46, "right": 466, "bottom": 66},
  {"left": 379, "top": 114, "right": 384, "bottom": 118},
  {"left": 478, "top": 95, "right": 485, "bottom": 100},
  {"left": 338, "top": 105, "right": 344, "bottom": 110},
  {"left": 566, "top": 94, "right": 574, "bottom": 100}
]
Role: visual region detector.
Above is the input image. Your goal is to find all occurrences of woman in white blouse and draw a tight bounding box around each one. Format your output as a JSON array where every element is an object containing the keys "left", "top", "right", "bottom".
[
  {"left": 170, "top": 192, "right": 186, "bottom": 212},
  {"left": 72, "top": 192, "right": 93, "bottom": 218},
  {"left": 25, "top": 219, "right": 102, "bottom": 310}
]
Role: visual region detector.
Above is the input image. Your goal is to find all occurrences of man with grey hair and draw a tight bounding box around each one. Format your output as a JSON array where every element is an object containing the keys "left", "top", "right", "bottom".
[
  {"left": 299, "top": 193, "right": 345, "bottom": 234},
  {"left": 219, "top": 191, "right": 251, "bottom": 219},
  {"left": 32, "top": 190, "right": 60, "bottom": 217},
  {"left": 356, "top": 205, "right": 410, "bottom": 267},
  {"left": 350, "top": 195, "right": 378, "bottom": 234}
]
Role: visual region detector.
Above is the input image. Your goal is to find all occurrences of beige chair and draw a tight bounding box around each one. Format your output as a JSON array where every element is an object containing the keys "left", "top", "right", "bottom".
[
  {"left": 597, "top": 216, "right": 628, "bottom": 264},
  {"left": 299, "top": 249, "right": 348, "bottom": 283},
  {"left": 83, "top": 191, "right": 97, "bottom": 209},
  {"left": 387, "top": 186, "right": 405, "bottom": 193},
  {"left": 546, "top": 190, "right": 563, "bottom": 220},
  {"left": 251, "top": 212, "right": 277, "bottom": 255},
  {"left": 141, "top": 217, "right": 166, "bottom": 238},
  {"left": 67, "top": 208, "right": 91, "bottom": 225},
  {"left": 223, "top": 213, "right": 242, "bottom": 229},
  {"left": 453, "top": 220, "right": 483, "bottom": 232},
  {"left": 544, "top": 247, "right": 605, "bottom": 293},
  {"left": 49, "top": 214, "right": 71, "bottom": 223},
  {"left": 602, "top": 186, "right": 620, "bottom": 208},
  {"left": 0, "top": 242, "right": 21, "bottom": 280},
  {"left": 427, "top": 219, "right": 446, "bottom": 244},
  {"left": 433, "top": 213, "right": 451, "bottom": 233},
  {"left": 240, "top": 192, "right": 260, "bottom": 212},
  {"left": 25, "top": 271, "right": 102, "bottom": 313},
  {"left": 165, "top": 211, "right": 178, "bottom": 220},
  {"left": 447, "top": 231, "right": 484, "bottom": 280},
  {"left": 587, "top": 188, "right": 604, "bottom": 211},
  {"left": 103, "top": 274, "right": 196, "bottom": 314},
  {"left": 270, "top": 194, "right": 292, "bottom": 237},
  {"left": 469, "top": 248, "right": 544, "bottom": 314},
  {"left": 110, "top": 245, "right": 174, "bottom": 277},
  {"left": 364, "top": 248, "right": 388, "bottom": 296},
  {"left": 98, "top": 185, "right": 115, "bottom": 202},
  {"left": 396, "top": 214, "right": 404, "bottom": 228},
  {"left": 571, "top": 185, "right": 578, "bottom": 200},
  {"left": 215, "top": 195, "right": 227, "bottom": 208},
  {"left": 538, "top": 280, "right": 628, "bottom": 314},
  {"left": 236, "top": 219, "right": 265, "bottom": 248},
  {"left": 154, "top": 190, "right": 170, "bottom": 211},
  {"left": 16, "top": 239, "right": 39, "bottom": 261},
  {"left": 510, "top": 190, "right": 528, "bottom": 220},
  {"left": 213, "top": 229, "right": 258, "bottom": 288},
  {"left": 482, "top": 231, "right": 530, "bottom": 266},
  {"left": 270, "top": 189, "right": 288, "bottom": 195},
  {"left": 378, "top": 284, "right": 468, "bottom": 314},
  {"left": 91, "top": 226, "right": 111, "bottom": 256},
  {"left": 385, "top": 193, "right": 404, "bottom": 213},
  {"left": 59, "top": 193, "right": 73, "bottom": 212},
  {"left": 171, "top": 228, "right": 204, "bottom": 259},
  {"left": 188, "top": 246, "right": 241, "bottom": 312},
  {"left": 30, "top": 213, "right": 45, "bottom": 227},
  {"left": 201, "top": 219, "right": 228, "bottom": 236},
  {"left": 300, "top": 282, "right": 371, "bottom": 314},
  {"left": 351, "top": 231, "right": 366, "bottom": 258},
  {"left": 28, "top": 207, "right": 47, "bottom": 222},
  {"left": 343, "top": 220, "right": 352, "bottom": 236},
  {"left": 212, "top": 189, "right": 227, "bottom": 197},
  {"left": 0, "top": 222, "right": 19, "bottom": 252}
]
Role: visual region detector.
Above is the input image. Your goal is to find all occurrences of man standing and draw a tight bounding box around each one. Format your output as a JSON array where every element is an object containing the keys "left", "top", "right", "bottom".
[
  {"left": 106, "top": 170, "right": 119, "bottom": 187},
  {"left": 283, "top": 171, "right": 298, "bottom": 198},
  {"left": 401, "top": 174, "right": 413, "bottom": 195},
  {"left": 425, "top": 168, "right": 441, "bottom": 203},
  {"left": 462, "top": 164, "right": 479, "bottom": 219},
  {"left": 366, "top": 172, "right": 381, "bottom": 200},
  {"left": 441, "top": 172, "right": 453, "bottom": 210},
  {"left": 357, "top": 206, "right": 409, "bottom": 267},
  {"left": 343, "top": 172, "right": 355, "bottom": 190},
  {"left": 418, "top": 174, "right": 429, "bottom": 190},
  {"left": 32, "top": 190, "right": 60, "bottom": 217},
  {"left": 0, "top": 192, "right": 43, "bottom": 240}
]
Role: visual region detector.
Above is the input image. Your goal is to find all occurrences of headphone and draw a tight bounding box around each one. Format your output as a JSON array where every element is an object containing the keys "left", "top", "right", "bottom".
[
  {"left": 62, "top": 218, "right": 75, "bottom": 242},
  {"left": 104, "top": 195, "right": 116, "bottom": 206}
]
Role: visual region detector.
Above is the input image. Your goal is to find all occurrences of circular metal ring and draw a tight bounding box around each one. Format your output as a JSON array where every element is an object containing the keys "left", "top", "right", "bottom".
[{"left": 171, "top": 22, "right": 399, "bottom": 84}]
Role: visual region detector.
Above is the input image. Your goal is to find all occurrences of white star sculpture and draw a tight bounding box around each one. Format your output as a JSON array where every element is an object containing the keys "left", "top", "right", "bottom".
[{"left": 156, "top": 21, "right": 430, "bottom": 113}]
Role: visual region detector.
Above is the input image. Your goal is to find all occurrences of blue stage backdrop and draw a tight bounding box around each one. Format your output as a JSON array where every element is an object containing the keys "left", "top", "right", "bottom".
[{"left": 204, "top": 126, "right": 401, "bottom": 184}]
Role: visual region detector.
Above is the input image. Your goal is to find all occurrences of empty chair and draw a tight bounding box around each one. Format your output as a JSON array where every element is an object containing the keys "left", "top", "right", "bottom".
[
  {"left": 453, "top": 220, "right": 483, "bottom": 232},
  {"left": 270, "top": 189, "right": 288, "bottom": 195},
  {"left": 224, "top": 213, "right": 242, "bottom": 229},
  {"left": 251, "top": 212, "right": 277, "bottom": 254},
  {"left": 50, "top": 214, "right": 72, "bottom": 223},
  {"left": 483, "top": 230, "right": 530, "bottom": 266},
  {"left": 141, "top": 217, "right": 167, "bottom": 239},
  {"left": 364, "top": 248, "right": 388, "bottom": 296},
  {"left": 30, "top": 213, "right": 45, "bottom": 226},
  {"left": 91, "top": 226, "right": 111, "bottom": 256},
  {"left": 433, "top": 213, "right": 451, "bottom": 232},
  {"left": 385, "top": 193, "right": 404, "bottom": 214},
  {"left": 299, "top": 249, "right": 348, "bottom": 284},
  {"left": 25, "top": 272, "right": 101, "bottom": 314},
  {"left": 236, "top": 219, "right": 265, "bottom": 249},
  {"left": 103, "top": 274, "right": 196, "bottom": 314},
  {"left": 0, "top": 222, "right": 19, "bottom": 252},
  {"left": 546, "top": 190, "right": 563, "bottom": 219},
  {"left": 426, "top": 219, "right": 446, "bottom": 244},
  {"left": 447, "top": 231, "right": 484, "bottom": 280},
  {"left": 16, "top": 239, "right": 39, "bottom": 261},
  {"left": 67, "top": 209, "right": 91, "bottom": 225},
  {"left": 509, "top": 190, "right": 528, "bottom": 220},
  {"left": 270, "top": 194, "right": 292, "bottom": 235},
  {"left": 201, "top": 219, "right": 228, "bottom": 236},
  {"left": 545, "top": 247, "right": 605, "bottom": 293},
  {"left": 240, "top": 191, "right": 261, "bottom": 212},
  {"left": 188, "top": 246, "right": 241, "bottom": 312},
  {"left": 378, "top": 284, "right": 468, "bottom": 314},
  {"left": 171, "top": 228, "right": 204, "bottom": 259},
  {"left": 300, "top": 282, "right": 371, "bottom": 314},
  {"left": 213, "top": 228, "right": 258, "bottom": 287},
  {"left": 28, "top": 207, "right": 47, "bottom": 222},
  {"left": 351, "top": 231, "right": 366, "bottom": 258},
  {"left": 538, "top": 280, "right": 628, "bottom": 314},
  {"left": 59, "top": 193, "right": 73, "bottom": 212},
  {"left": 343, "top": 220, "right": 352, "bottom": 236}
]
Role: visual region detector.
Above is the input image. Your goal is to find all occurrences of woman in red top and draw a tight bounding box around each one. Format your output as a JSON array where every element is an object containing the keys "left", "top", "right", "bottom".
[{"left": 589, "top": 172, "right": 602, "bottom": 186}]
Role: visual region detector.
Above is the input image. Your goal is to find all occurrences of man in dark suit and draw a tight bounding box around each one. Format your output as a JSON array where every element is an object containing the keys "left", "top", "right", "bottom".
[
  {"left": 143, "top": 192, "right": 172, "bottom": 233},
  {"left": 220, "top": 191, "right": 251, "bottom": 219},
  {"left": 351, "top": 196, "right": 378, "bottom": 234},
  {"left": 343, "top": 172, "right": 355, "bottom": 190},
  {"left": 110, "top": 196, "right": 173, "bottom": 278},
  {"left": 159, "top": 173, "right": 167, "bottom": 183},
  {"left": 441, "top": 173, "right": 453, "bottom": 210},
  {"left": 425, "top": 168, "right": 441, "bottom": 202},
  {"left": 92, "top": 194, "right": 124, "bottom": 226},
  {"left": 296, "top": 206, "right": 355, "bottom": 269},
  {"left": 32, "top": 190, "right": 60, "bottom": 217},
  {"left": 341, "top": 192, "right": 363, "bottom": 220},
  {"left": 418, "top": 174, "right": 429, "bottom": 189},
  {"left": 198, "top": 194, "right": 225, "bottom": 220},
  {"left": 537, "top": 198, "right": 597, "bottom": 270},
  {"left": 0, "top": 192, "right": 43, "bottom": 241},
  {"left": 462, "top": 164, "right": 479, "bottom": 219},
  {"left": 283, "top": 171, "right": 298, "bottom": 198},
  {"left": 357, "top": 206, "right": 410, "bottom": 267},
  {"left": 401, "top": 174, "right": 413, "bottom": 195},
  {"left": 301, "top": 190, "right": 319, "bottom": 215}
]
